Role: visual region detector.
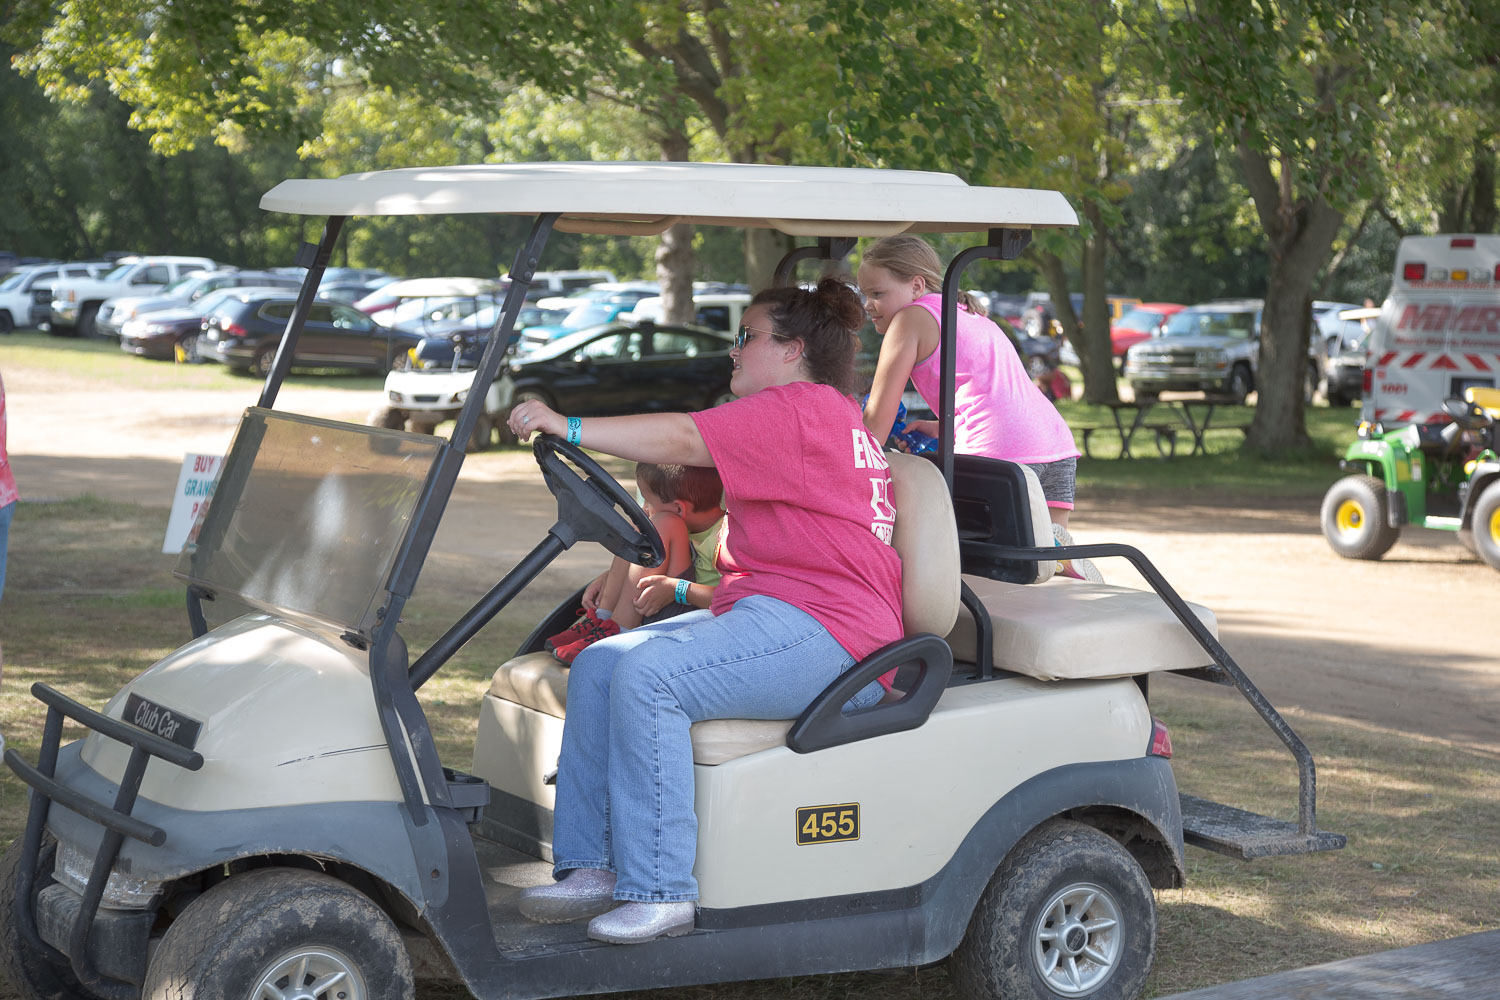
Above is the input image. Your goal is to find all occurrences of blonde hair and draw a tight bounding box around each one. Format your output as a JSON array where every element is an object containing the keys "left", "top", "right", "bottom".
[{"left": 861, "top": 235, "right": 986, "bottom": 316}]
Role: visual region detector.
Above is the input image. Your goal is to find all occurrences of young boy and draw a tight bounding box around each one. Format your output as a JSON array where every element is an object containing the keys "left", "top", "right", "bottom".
[{"left": 546, "top": 463, "right": 724, "bottom": 663}]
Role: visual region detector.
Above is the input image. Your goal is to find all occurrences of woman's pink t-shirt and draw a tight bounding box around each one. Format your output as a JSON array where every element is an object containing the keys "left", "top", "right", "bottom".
[
  {"left": 906, "top": 294, "right": 1079, "bottom": 464},
  {"left": 690, "top": 383, "right": 903, "bottom": 662}
]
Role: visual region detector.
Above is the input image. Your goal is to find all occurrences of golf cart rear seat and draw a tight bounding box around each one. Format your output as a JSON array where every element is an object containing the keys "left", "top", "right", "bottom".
[
  {"left": 485, "top": 450, "right": 962, "bottom": 765},
  {"left": 486, "top": 453, "right": 1214, "bottom": 766},
  {"left": 936, "top": 453, "right": 1218, "bottom": 680}
]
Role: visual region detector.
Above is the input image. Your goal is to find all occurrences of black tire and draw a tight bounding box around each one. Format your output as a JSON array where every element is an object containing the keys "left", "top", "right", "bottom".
[
  {"left": 467, "top": 413, "right": 494, "bottom": 452},
  {"left": 1320, "top": 474, "right": 1398, "bottom": 560},
  {"left": 951, "top": 820, "right": 1155, "bottom": 1000},
  {"left": 249, "top": 348, "right": 275, "bottom": 379},
  {"left": 0, "top": 311, "right": 14, "bottom": 334},
  {"left": 1326, "top": 388, "right": 1349, "bottom": 408},
  {"left": 0, "top": 836, "right": 101, "bottom": 1000},
  {"left": 369, "top": 406, "right": 408, "bottom": 430},
  {"left": 1225, "top": 365, "right": 1252, "bottom": 406},
  {"left": 77, "top": 303, "right": 100, "bottom": 339},
  {"left": 141, "top": 867, "right": 413, "bottom": 1000},
  {"left": 1470, "top": 484, "right": 1500, "bottom": 571}
]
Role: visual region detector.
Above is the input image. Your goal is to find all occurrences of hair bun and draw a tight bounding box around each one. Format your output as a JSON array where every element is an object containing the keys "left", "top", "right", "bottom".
[{"left": 813, "top": 276, "right": 865, "bottom": 331}]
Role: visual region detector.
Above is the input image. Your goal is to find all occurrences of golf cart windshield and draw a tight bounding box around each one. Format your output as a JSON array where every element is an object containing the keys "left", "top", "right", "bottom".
[{"left": 173, "top": 408, "right": 441, "bottom": 636}]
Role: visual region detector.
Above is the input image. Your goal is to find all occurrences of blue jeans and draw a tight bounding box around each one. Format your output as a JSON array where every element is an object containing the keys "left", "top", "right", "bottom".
[
  {"left": 551, "top": 595, "right": 887, "bottom": 902},
  {"left": 0, "top": 500, "right": 13, "bottom": 605}
]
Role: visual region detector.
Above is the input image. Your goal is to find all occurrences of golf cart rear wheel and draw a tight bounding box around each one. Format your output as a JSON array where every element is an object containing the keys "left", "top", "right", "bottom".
[
  {"left": 1470, "top": 483, "right": 1500, "bottom": 571},
  {"left": 141, "top": 867, "right": 414, "bottom": 1000},
  {"left": 1320, "top": 474, "right": 1398, "bottom": 561},
  {"left": 951, "top": 819, "right": 1154, "bottom": 1000},
  {"left": 0, "top": 836, "right": 102, "bottom": 1000}
]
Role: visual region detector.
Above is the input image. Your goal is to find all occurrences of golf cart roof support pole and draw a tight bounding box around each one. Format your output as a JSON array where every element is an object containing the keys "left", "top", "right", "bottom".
[
  {"left": 772, "top": 236, "right": 857, "bottom": 286},
  {"left": 938, "top": 228, "right": 1031, "bottom": 489},
  {"left": 256, "top": 216, "right": 346, "bottom": 410},
  {"left": 986, "top": 540, "right": 1323, "bottom": 838},
  {"left": 441, "top": 212, "right": 560, "bottom": 459}
]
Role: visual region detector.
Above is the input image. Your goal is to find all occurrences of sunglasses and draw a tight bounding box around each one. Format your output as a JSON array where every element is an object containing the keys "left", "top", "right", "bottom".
[{"left": 733, "top": 325, "right": 787, "bottom": 351}]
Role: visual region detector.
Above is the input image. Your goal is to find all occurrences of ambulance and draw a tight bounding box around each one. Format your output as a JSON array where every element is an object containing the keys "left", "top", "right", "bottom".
[{"left": 1363, "top": 234, "right": 1500, "bottom": 428}]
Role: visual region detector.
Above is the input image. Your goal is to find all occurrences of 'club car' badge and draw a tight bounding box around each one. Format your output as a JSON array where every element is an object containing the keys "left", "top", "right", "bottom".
[{"left": 124, "top": 693, "right": 203, "bottom": 751}]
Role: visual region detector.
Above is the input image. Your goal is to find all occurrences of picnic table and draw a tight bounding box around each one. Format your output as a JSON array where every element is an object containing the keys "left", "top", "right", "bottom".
[{"left": 1078, "top": 399, "right": 1250, "bottom": 460}]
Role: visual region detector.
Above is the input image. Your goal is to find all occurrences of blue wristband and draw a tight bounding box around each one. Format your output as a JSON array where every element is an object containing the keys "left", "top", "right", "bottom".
[
  {"left": 566, "top": 416, "right": 582, "bottom": 445},
  {"left": 674, "top": 579, "right": 691, "bottom": 605}
]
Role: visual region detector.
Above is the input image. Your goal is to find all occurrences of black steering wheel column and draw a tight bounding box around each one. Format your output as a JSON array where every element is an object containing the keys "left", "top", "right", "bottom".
[{"left": 408, "top": 434, "right": 663, "bottom": 689}]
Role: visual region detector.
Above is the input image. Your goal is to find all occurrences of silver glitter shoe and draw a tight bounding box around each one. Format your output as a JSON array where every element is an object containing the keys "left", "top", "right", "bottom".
[
  {"left": 517, "top": 868, "right": 617, "bottom": 924},
  {"left": 587, "top": 901, "right": 696, "bottom": 944}
]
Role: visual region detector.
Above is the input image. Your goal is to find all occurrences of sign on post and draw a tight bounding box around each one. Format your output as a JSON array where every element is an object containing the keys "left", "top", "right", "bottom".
[{"left": 162, "top": 453, "right": 222, "bottom": 555}]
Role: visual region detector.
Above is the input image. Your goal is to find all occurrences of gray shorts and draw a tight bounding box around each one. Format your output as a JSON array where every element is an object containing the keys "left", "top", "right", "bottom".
[{"left": 1025, "top": 457, "right": 1076, "bottom": 509}]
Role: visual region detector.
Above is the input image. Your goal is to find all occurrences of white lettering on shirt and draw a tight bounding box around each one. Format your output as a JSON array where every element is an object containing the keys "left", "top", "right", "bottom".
[
  {"left": 869, "top": 477, "right": 896, "bottom": 544},
  {"left": 851, "top": 428, "right": 890, "bottom": 470}
]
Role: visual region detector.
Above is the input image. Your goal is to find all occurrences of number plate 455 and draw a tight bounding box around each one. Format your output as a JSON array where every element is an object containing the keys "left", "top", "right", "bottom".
[{"left": 796, "top": 803, "right": 859, "bottom": 845}]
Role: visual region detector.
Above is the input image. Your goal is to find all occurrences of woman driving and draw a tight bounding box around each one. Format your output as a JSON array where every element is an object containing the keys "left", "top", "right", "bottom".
[{"left": 506, "top": 277, "right": 903, "bottom": 944}]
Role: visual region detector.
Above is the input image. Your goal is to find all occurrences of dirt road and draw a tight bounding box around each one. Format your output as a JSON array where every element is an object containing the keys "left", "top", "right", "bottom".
[{"left": 7, "top": 372, "right": 1499, "bottom": 756}]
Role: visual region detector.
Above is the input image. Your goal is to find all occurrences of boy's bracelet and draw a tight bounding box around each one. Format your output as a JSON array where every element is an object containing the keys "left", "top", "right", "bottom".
[
  {"left": 566, "top": 416, "right": 582, "bottom": 445},
  {"left": 674, "top": 579, "right": 691, "bottom": 605}
]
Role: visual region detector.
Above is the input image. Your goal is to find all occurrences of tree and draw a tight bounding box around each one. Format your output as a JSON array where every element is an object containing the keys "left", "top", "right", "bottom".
[{"left": 1131, "top": 0, "right": 1485, "bottom": 451}]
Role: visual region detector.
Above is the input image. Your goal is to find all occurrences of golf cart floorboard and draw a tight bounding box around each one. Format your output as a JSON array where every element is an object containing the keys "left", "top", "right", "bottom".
[
  {"left": 473, "top": 834, "right": 598, "bottom": 954},
  {"left": 1180, "top": 794, "right": 1347, "bottom": 860}
]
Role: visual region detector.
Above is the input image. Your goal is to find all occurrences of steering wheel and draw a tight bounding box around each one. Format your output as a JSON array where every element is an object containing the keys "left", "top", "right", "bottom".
[
  {"left": 1443, "top": 397, "right": 1493, "bottom": 430},
  {"left": 533, "top": 434, "right": 665, "bottom": 567}
]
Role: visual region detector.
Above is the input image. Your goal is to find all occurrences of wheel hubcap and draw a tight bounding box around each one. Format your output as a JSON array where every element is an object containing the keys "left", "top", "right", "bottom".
[
  {"left": 1335, "top": 499, "right": 1365, "bottom": 534},
  {"left": 1031, "top": 882, "right": 1123, "bottom": 996},
  {"left": 252, "top": 947, "right": 365, "bottom": 1000},
  {"left": 1489, "top": 506, "right": 1500, "bottom": 544}
]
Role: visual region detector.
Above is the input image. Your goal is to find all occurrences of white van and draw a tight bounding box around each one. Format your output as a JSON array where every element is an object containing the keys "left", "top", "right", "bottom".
[{"left": 1363, "top": 234, "right": 1500, "bottom": 427}]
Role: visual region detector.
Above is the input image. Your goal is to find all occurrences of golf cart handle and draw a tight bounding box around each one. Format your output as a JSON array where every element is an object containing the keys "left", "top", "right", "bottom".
[{"left": 787, "top": 633, "right": 953, "bottom": 754}]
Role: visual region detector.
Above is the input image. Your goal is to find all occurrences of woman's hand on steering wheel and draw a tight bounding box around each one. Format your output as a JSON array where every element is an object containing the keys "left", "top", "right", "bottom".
[{"left": 510, "top": 398, "right": 565, "bottom": 443}]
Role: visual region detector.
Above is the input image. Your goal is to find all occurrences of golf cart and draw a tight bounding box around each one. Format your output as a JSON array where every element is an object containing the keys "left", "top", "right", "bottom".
[
  {"left": 1, "top": 163, "right": 1344, "bottom": 1000},
  {"left": 1321, "top": 386, "right": 1500, "bottom": 569}
]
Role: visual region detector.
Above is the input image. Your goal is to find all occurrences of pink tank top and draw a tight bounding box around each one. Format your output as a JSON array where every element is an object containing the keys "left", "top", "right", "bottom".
[{"left": 906, "top": 294, "right": 1079, "bottom": 464}]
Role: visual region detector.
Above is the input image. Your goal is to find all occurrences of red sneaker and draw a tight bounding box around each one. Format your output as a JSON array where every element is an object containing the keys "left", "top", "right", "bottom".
[
  {"left": 546, "top": 609, "right": 605, "bottom": 651},
  {"left": 553, "top": 623, "right": 620, "bottom": 664}
]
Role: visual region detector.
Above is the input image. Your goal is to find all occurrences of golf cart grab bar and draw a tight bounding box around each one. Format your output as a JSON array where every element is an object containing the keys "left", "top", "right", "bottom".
[
  {"left": 984, "top": 541, "right": 1325, "bottom": 839},
  {"left": 4, "top": 683, "right": 205, "bottom": 996}
]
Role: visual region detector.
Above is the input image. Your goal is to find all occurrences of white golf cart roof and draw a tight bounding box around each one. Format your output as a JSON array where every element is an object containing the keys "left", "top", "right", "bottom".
[{"left": 261, "top": 162, "right": 1078, "bottom": 236}]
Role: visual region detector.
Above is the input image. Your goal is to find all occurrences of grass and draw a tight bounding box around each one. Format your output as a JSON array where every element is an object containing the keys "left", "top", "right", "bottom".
[
  {"left": 1, "top": 329, "right": 386, "bottom": 392},
  {"left": 2, "top": 498, "right": 1496, "bottom": 1000}
]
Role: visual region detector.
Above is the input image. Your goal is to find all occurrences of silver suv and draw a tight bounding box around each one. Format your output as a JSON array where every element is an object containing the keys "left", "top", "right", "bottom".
[{"left": 1124, "top": 298, "right": 1322, "bottom": 405}]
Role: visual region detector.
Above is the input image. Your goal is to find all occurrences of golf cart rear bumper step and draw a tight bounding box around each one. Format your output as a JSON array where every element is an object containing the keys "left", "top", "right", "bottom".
[{"left": 1180, "top": 794, "right": 1347, "bottom": 859}]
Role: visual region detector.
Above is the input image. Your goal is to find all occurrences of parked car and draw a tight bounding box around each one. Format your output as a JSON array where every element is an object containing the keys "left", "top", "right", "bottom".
[
  {"left": 534, "top": 280, "right": 661, "bottom": 311},
  {"left": 197, "top": 293, "right": 422, "bottom": 376},
  {"left": 504, "top": 268, "right": 618, "bottom": 301},
  {"left": 516, "top": 301, "right": 637, "bottom": 350},
  {"left": 1124, "top": 298, "right": 1322, "bottom": 405},
  {"left": 623, "top": 291, "right": 750, "bottom": 335},
  {"left": 117, "top": 286, "right": 300, "bottom": 361},
  {"left": 1111, "top": 303, "right": 1186, "bottom": 364},
  {"left": 0, "top": 261, "right": 111, "bottom": 332},
  {"left": 1323, "top": 307, "right": 1376, "bottom": 408},
  {"left": 95, "top": 270, "right": 302, "bottom": 339},
  {"left": 49, "top": 256, "right": 217, "bottom": 337},
  {"left": 406, "top": 304, "right": 574, "bottom": 368},
  {"left": 353, "top": 276, "right": 504, "bottom": 323}
]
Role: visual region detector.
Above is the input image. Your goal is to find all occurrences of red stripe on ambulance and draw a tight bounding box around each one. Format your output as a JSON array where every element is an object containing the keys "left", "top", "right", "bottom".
[
  {"left": 1400, "top": 353, "right": 1426, "bottom": 368},
  {"left": 1465, "top": 355, "right": 1491, "bottom": 371}
]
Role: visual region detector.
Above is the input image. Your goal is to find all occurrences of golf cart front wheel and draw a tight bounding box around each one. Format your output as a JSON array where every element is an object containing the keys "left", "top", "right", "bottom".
[
  {"left": 0, "top": 836, "right": 102, "bottom": 1000},
  {"left": 141, "top": 867, "right": 414, "bottom": 1000},
  {"left": 951, "top": 819, "right": 1154, "bottom": 1000},
  {"left": 1469, "top": 483, "right": 1500, "bottom": 571},
  {"left": 1320, "top": 474, "right": 1398, "bottom": 561}
]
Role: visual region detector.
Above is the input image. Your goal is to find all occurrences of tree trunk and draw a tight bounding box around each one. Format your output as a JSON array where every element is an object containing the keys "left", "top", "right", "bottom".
[
  {"left": 745, "top": 227, "right": 795, "bottom": 291},
  {"left": 1078, "top": 200, "right": 1119, "bottom": 404},
  {"left": 1237, "top": 144, "right": 1344, "bottom": 452},
  {"left": 656, "top": 130, "right": 696, "bottom": 325}
]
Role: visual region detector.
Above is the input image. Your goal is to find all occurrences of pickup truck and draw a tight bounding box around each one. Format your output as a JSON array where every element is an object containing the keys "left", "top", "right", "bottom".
[
  {"left": 49, "top": 255, "right": 216, "bottom": 337},
  {"left": 1123, "top": 298, "right": 1324, "bottom": 405}
]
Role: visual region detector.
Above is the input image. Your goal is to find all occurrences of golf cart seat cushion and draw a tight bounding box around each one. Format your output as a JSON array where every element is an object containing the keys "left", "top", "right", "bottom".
[
  {"left": 945, "top": 574, "right": 1219, "bottom": 680},
  {"left": 485, "top": 451, "right": 959, "bottom": 764}
]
